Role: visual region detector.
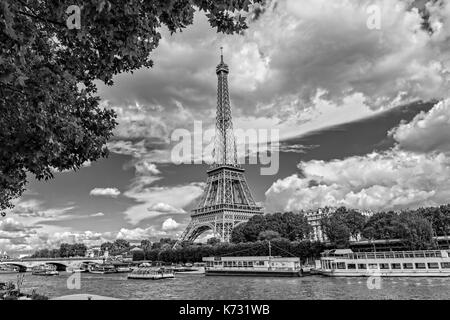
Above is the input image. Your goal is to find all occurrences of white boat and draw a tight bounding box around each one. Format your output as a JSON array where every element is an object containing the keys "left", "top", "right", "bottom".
[
  {"left": 115, "top": 266, "right": 133, "bottom": 273},
  {"left": 203, "top": 256, "right": 303, "bottom": 277},
  {"left": 0, "top": 264, "right": 20, "bottom": 274},
  {"left": 316, "top": 249, "right": 450, "bottom": 277},
  {"left": 31, "top": 264, "right": 59, "bottom": 276},
  {"left": 127, "top": 267, "right": 174, "bottom": 280},
  {"left": 203, "top": 241, "right": 304, "bottom": 277},
  {"left": 88, "top": 264, "right": 116, "bottom": 274}
]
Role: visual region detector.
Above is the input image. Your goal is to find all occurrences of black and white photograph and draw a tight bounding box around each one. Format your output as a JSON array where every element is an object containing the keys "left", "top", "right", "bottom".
[{"left": 1, "top": 0, "right": 450, "bottom": 308}]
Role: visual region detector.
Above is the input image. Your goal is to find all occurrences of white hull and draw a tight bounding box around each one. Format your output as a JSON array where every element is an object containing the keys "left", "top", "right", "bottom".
[
  {"left": 319, "top": 270, "right": 450, "bottom": 277},
  {"left": 318, "top": 249, "right": 450, "bottom": 278},
  {"left": 127, "top": 274, "right": 174, "bottom": 280}
]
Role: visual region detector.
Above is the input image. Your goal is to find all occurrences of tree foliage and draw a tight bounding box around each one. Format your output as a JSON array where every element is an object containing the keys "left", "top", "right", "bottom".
[
  {"left": 32, "top": 242, "right": 87, "bottom": 258},
  {"left": 231, "top": 212, "right": 312, "bottom": 243},
  {"left": 134, "top": 240, "right": 325, "bottom": 264},
  {"left": 0, "top": 0, "right": 263, "bottom": 215}
]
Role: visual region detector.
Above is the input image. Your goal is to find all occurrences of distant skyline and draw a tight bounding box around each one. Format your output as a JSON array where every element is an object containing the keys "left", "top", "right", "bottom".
[{"left": 2, "top": 0, "right": 450, "bottom": 255}]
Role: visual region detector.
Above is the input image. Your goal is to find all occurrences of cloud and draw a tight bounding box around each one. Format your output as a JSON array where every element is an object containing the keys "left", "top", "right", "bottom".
[
  {"left": 123, "top": 183, "right": 203, "bottom": 225},
  {"left": 116, "top": 227, "right": 167, "bottom": 241},
  {"left": 89, "top": 188, "right": 121, "bottom": 198},
  {"left": 162, "top": 218, "right": 180, "bottom": 231},
  {"left": 90, "top": 212, "right": 105, "bottom": 217},
  {"left": 265, "top": 150, "right": 450, "bottom": 212},
  {"left": 265, "top": 99, "right": 450, "bottom": 212},
  {"left": 0, "top": 218, "right": 26, "bottom": 232},
  {"left": 390, "top": 99, "right": 450, "bottom": 153}
]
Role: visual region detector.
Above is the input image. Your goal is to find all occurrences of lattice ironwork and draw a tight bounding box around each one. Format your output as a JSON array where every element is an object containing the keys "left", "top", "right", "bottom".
[{"left": 174, "top": 51, "right": 262, "bottom": 248}]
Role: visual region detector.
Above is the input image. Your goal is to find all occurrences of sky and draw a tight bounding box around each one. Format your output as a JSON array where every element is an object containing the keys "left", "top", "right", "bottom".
[{"left": 2, "top": 0, "right": 450, "bottom": 256}]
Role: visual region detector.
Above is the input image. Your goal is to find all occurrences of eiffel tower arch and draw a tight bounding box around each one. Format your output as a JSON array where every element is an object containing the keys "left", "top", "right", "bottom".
[{"left": 174, "top": 50, "right": 263, "bottom": 248}]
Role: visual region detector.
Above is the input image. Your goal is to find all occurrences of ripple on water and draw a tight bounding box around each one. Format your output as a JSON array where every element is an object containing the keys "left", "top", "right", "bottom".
[{"left": 1, "top": 273, "right": 450, "bottom": 300}]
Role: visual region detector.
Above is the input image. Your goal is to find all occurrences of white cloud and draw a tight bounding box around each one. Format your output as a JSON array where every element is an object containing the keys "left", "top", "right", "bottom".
[
  {"left": 123, "top": 183, "right": 203, "bottom": 225},
  {"left": 265, "top": 150, "right": 450, "bottom": 212},
  {"left": 162, "top": 218, "right": 180, "bottom": 231},
  {"left": 0, "top": 218, "right": 26, "bottom": 232},
  {"left": 116, "top": 227, "right": 167, "bottom": 241},
  {"left": 89, "top": 188, "right": 121, "bottom": 198},
  {"left": 390, "top": 99, "right": 450, "bottom": 153},
  {"left": 90, "top": 212, "right": 105, "bottom": 217}
]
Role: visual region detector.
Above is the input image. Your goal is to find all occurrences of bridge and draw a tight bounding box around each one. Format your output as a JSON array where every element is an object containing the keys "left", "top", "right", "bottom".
[{"left": 0, "top": 257, "right": 105, "bottom": 272}]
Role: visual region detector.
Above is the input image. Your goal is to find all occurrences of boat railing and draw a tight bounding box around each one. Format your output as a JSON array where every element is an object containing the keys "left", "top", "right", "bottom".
[{"left": 322, "top": 250, "right": 446, "bottom": 260}]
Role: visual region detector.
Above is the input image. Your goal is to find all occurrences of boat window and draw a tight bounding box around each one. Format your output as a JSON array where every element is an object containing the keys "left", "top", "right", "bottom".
[
  {"left": 394, "top": 253, "right": 404, "bottom": 258},
  {"left": 259, "top": 261, "right": 265, "bottom": 266},
  {"left": 427, "top": 263, "right": 439, "bottom": 269},
  {"left": 357, "top": 264, "right": 367, "bottom": 269},
  {"left": 425, "top": 252, "right": 436, "bottom": 258},
  {"left": 414, "top": 252, "right": 425, "bottom": 258},
  {"left": 337, "top": 262, "right": 346, "bottom": 269},
  {"left": 415, "top": 263, "right": 426, "bottom": 269},
  {"left": 391, "top": 263, "right": 401, "bottom": 269},
  {"left": 379, "top": 263, "right": 389, "bottom": 269},
  {"left": 366, "top": 253, "right": 375, "bottom": 259},
  {"left": 347, "top": 264, "right": 356, "bottom": 269},
  {"left": 233, "top": 261, "right": 237, "bottom": 268},
  {"left": 243, "top": 261, "right": 248, "bottom": 267},
  {"left": 384, "top": 252, "right": 395, "bottom": 259},
  {"left": 238, "top": 261, "right": 243, "bottom": 267},
  {"left": 440, "top": 262, "right": 450, "bottom": 269},
  {"left": 357, "top": 253, "right": 366, "bottom": 259},
  {"left": 375, "top": 253, "right": 385, "bottom": 259},
  {"left": 403, "top": 263, "right": 414, "bottom": 269},
  {"left": 368, "top": 264, "right": 378, "bottom": 269},
  {"left": 404, "top": 252, "right": 415, "bottom": 258}
]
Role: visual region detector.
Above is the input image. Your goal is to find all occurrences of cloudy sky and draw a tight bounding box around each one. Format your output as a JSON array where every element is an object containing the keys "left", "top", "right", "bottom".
[{"left": 3, "top": 0, "right": 450, "bottom": 256}]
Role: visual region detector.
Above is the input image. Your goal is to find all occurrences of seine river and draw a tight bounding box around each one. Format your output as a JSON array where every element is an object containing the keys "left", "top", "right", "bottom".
[{"left": 1, "top": 272, "right": 449, "bottom": 300}]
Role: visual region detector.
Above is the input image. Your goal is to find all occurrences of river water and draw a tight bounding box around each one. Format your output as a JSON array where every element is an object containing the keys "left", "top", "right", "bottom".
[{"left": 1, "top": 272, "right": 449, "bottom": 300}]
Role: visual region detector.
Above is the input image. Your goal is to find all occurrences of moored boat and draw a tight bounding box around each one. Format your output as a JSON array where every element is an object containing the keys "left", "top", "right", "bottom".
[
  {"left": 88, "top": 264, "right": 117, "bottom": 274},
  {"left": 127, "top": 267, "right": 174, "bottom": 280},
  {"left": 31, "top": 264, "right": 59, "bottom": 276},
  {"left": 115, "top": 266, "right": 133, "bottom": 273},
  {"left": 316, "top": 249, "right": 450, "bottom": 277},
  {"left": 0, "top": 264, "right": 20, "bottom": 274},
  {"left": 203, "top": 256, "right": 303, "bottom": 277}
]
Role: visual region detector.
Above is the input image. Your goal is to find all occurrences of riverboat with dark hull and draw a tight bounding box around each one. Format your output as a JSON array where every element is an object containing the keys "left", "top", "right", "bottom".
[{"left": 316, "top": 249, "right": 450, "bottom": 277}]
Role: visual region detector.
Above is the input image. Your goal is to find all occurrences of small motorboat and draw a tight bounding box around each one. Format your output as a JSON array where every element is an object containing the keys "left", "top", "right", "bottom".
[
  {"left": 127, "top": 267, "right": 174, "bottom": 280},
  {"left": 31, "top": 264, "right": 59, "bottom": 276}
]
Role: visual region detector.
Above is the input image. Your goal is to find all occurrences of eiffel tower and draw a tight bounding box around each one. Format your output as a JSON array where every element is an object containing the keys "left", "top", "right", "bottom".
[{"left": 174, "top": 49, "right": 263, "bottom": 247}]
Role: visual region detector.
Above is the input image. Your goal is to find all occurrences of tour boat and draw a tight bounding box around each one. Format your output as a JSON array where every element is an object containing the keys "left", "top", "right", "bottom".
[
  {"left": 88, "top": 264, "right": 117, "bottom": 274},
  {"left": 316, "top": 249, "right": 450, "bottom": 277},
  {"left": 203, "top": 241, "right": 304, "bottom": 277},
  {"left": 0, "top": 264, "right": 19, "bottom": 274},
  {"left": 127, "top": 267, "right": 175, "bottom": 280},
  {"left": 203, "top": 256, "right": 303, "bottom": 277},
  {"left": 115, "top": 266, "right": 133, "bottom": 273},
  {"left": 31, "top": 264, "right": 59, "bottom": 276}
]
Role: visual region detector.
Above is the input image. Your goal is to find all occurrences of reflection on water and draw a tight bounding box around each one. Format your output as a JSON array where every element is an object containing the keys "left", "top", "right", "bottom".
[{"left": 1, "top": 273, "right": 449, "bottom": 300}]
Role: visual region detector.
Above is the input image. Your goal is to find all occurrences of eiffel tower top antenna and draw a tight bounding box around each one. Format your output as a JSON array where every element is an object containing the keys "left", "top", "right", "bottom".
[{"left": 214, "top": 46, "right": 238, "bottom": 167}]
